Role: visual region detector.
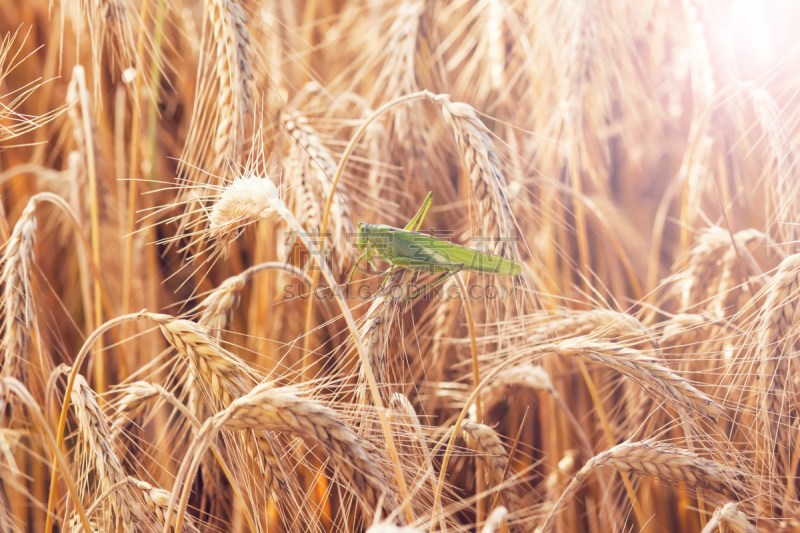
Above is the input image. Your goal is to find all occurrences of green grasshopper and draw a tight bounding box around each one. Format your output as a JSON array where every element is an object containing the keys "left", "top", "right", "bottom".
[{"left": 350, "top": 192, "right": 522, "bottom": 298}]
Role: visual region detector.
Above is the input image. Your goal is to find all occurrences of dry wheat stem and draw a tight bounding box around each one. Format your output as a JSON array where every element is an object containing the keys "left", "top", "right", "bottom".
[
  {"left": 120, "top": 0, "right": 150, "bottom": 363},
  {"left": 539, "top": 440, "right": 746, "bottom": 532},
  {"left": 68, "top": 65, "right": 105, "bottom": 394}
]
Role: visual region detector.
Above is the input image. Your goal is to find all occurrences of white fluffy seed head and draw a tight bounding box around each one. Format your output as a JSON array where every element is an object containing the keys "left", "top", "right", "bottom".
[{"left": 209, "top": 174, "right": 287, "bottom": 229}]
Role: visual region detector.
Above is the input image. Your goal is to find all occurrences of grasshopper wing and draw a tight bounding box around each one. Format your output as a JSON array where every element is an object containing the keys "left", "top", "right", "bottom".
[{"left": 386, "top": 229, "right": 522, "bottom": 276}]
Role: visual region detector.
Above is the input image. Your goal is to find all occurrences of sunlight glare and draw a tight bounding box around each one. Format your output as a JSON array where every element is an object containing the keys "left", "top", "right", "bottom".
[{"left": 728, "top": 0, "right": 772, "bottom": 63}]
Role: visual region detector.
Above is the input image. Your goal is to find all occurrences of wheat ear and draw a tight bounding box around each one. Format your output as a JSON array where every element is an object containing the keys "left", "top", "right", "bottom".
[
  {"left": 167, "top": 381, "right": 400, "bottom": 532},
  {"left": 755, "top": 254, "right": 800, "bottom": 480},
  {"left": 79, "top": 476, "right": 200, "bottom": 533},
  {"left": 196, "top": 261, "right": 311, "bottom": 336},
  {"left": 0, "top": 199, "right": 37, "bottom": 383},
  {"left": 69, "top": 375, "right": 141, "bottom": 532},
  {"left": 357, "top": 268, "right": 416, "bottom": 406},
  {"left": 434, "top": 95, "right": 517, "bottom": 258},
  {"left": 280, "top": 111, "right": 356, "bottom": 272},
  {"left": 526, "top": 309, "right": 657, "bottom": 349},
  {"left": 388, "top": 392, "right": 445, "bottom": 525},
  {"left": 541, "top": 338, "right": 723, "bottom": 420},
  {"left": 208, "top": 173, "right": 290, "bottom": 249},
  {"left": 540, "top": 440, "right": 745, "bottom": 532},
  {"left": 150, "top": 314, "right": 252, "bottom": 408},
  {"left": 700, "top": 502, "right": 754, "bottom": 533},
  {"left": 207, "top": 0, "right": 253, "bottom": 173},
  {"left": 462, "top": 423, "right": 528, "bottom": 517}
]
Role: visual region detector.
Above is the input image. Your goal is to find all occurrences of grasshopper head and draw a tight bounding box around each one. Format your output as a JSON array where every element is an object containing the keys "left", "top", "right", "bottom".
[{"left": 356, "top": 222, "right": 369, "bottom": 251}]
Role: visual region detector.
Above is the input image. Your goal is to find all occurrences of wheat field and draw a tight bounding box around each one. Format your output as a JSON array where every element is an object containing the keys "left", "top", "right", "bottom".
[{"left": 1, "top": 0, "right": 800, "bottom": 531}]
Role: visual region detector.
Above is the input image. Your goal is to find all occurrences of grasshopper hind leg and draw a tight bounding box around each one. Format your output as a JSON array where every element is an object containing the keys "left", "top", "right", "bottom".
[
  {"left": 404, "top": 191, "right": 434, "bottom": 231},
  {"left": 405, "top": 263, "right": 464, "bottom": 302}
]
